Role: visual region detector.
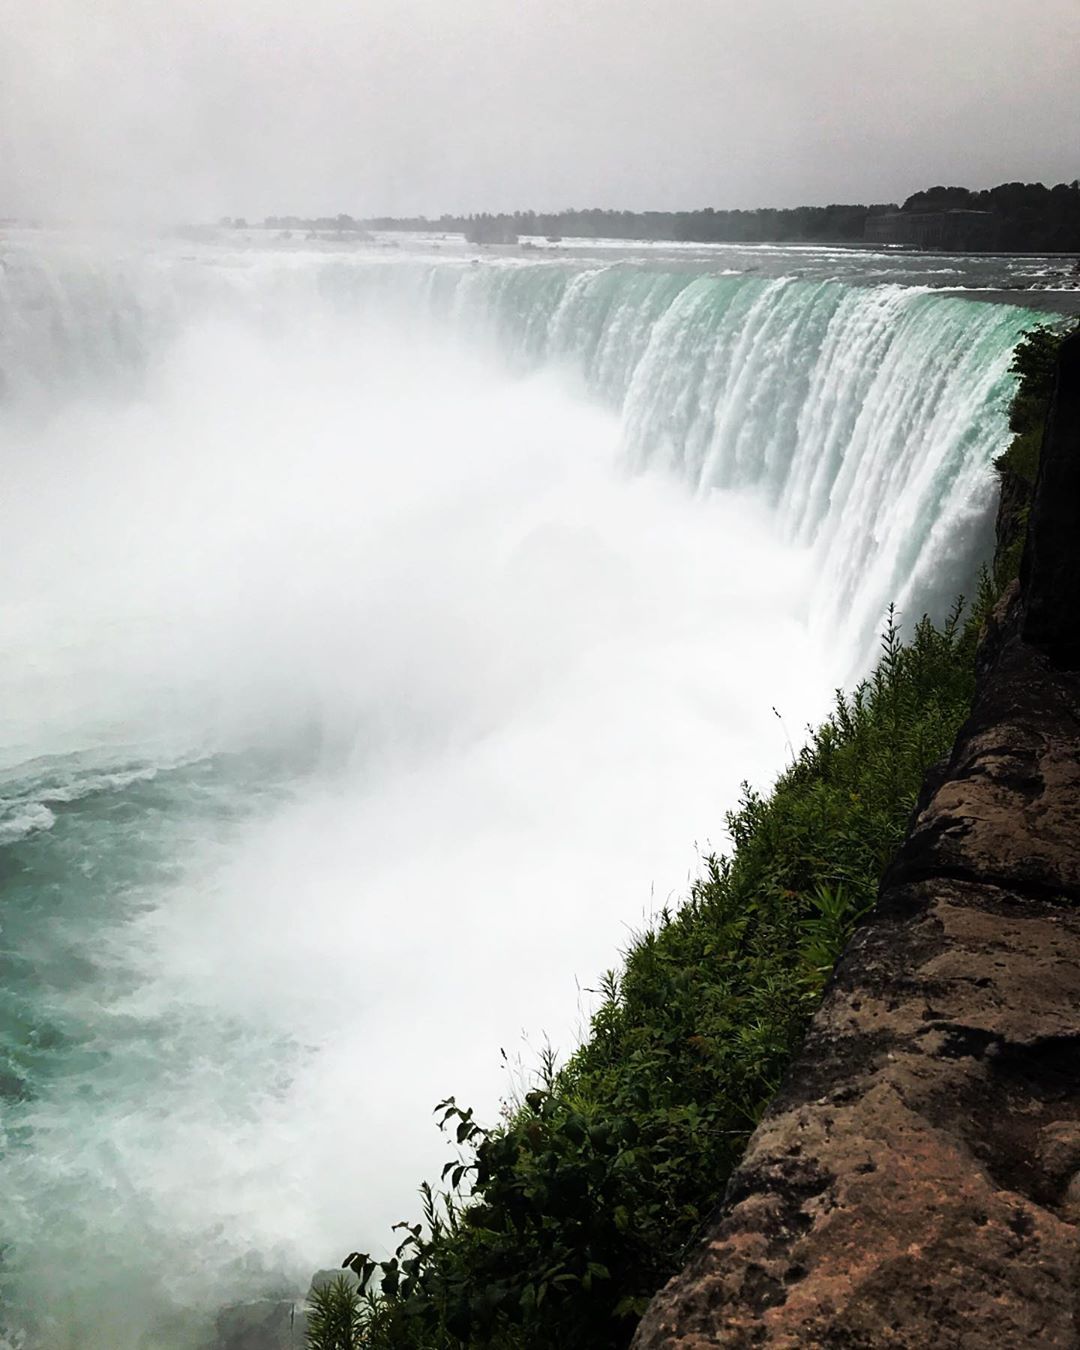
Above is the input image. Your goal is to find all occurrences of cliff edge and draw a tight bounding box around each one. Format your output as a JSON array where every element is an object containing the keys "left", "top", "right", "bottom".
[{"left": 633, "top": 331, "right": 1080, "bottom": 1348}]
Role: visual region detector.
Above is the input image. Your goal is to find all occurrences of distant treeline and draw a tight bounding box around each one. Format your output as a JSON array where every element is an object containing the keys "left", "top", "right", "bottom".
[
  {"left": 258, "top": 181, "right": 1080, "bottom": 252},
  {"left": 900, "top": 181, "right": 1080, "bottom": 252},
  {"left": 322, "top": 205, "right": 882, "bottom": 245}
]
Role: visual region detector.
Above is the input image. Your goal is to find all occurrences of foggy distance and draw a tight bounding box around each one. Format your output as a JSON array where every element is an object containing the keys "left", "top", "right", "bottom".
[{"left": 2, "top": 0, "right": 1078, "bottom": 223}]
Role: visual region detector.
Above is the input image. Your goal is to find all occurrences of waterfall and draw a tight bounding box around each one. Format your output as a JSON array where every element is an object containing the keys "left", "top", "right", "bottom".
[
  {"left": 0, "top": 236, "right": 1041, "bottom": 1348},
  {"left": 325, "top": 258, "right": 1030, "bottom": 645},
  {"left": 1, "top": 245, "right": 1034, "bottom": 649}
]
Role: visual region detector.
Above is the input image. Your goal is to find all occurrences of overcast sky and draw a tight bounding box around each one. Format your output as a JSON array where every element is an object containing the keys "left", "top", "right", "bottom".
[{"left": 2, "top": 0, "right": 1077, "bottom": 223}]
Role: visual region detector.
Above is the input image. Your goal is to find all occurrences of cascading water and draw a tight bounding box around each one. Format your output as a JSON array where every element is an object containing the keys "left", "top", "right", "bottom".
[
  {"left": 2, "top": 243, "right": 1032, "bottom": 646},
  {"left": 0, "top": 234, "right": 1037, "bottom": 1347},
  {"left": 321, "top": 257, "right": 1029, "bottom": 647}
]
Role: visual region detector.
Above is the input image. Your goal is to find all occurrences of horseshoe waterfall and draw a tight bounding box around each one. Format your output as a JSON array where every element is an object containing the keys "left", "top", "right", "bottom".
[{"left": 0, "top": 237, "right": 1038, "bottom": 1348}]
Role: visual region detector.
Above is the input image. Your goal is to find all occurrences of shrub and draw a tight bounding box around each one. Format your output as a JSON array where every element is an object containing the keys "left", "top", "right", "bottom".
[
  {"left": 306, "top": 1274, "right": 377, "bottom": 1350},
  {"left": 993, "top": 323, "right": 1074, "bottom": 487}
]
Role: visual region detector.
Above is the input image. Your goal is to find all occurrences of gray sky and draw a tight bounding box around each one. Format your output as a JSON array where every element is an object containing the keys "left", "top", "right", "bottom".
[{"left": 2, "top": 0, "right": 1077, "bottom": 223}]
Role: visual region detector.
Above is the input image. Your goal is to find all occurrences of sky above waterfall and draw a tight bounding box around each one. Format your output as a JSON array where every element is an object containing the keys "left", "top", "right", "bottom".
[{"left": 2, "top": 0, "right": 1077, "bottom": 223}]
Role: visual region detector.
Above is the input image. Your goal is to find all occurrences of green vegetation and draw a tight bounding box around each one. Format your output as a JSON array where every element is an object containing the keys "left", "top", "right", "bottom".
[
  {"left": 992, "top": 322, "right": 1076, "bottom": 584},
  {"left": 303, "top": 325, "right": 1075, "bottom": 1350},
  {"left": 306, "top": 1277, "right": 367, "bottom": 1349},
  {"left": 994, "top": 325, "right": 1069, "bottom": 484}
]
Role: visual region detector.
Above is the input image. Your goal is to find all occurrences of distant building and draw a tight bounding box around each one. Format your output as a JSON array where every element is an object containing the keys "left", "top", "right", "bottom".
[{"left": 864, "top": 210, "right": 1000, "bottom": 251}]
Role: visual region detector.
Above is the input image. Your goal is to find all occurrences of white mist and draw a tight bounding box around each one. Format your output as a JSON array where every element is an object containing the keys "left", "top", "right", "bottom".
[{"left": 0, "top": 291, "right": 836, "bottom": 1346}]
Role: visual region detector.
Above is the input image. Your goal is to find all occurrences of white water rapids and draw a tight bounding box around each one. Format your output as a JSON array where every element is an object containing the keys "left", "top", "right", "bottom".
[{"left": 0, "top": 234, "right": 1036, "bottom": 1347}]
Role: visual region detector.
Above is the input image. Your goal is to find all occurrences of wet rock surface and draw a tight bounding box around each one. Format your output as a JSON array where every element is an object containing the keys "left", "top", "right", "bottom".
[
  {"left": 212, "top": 1297, "right": 304, "bottom": 1350},
  {"left": 633, "top": 335, "right": 1080, "bottom": 1347}
]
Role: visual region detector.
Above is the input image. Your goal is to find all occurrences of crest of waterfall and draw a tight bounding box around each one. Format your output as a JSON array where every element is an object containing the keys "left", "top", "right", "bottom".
[
  {"left": 0, "top": 243, "right": 1035, "bottom": 654},
  {"left": 357, "top": 260, "right": 1030, "bottom": 648}
]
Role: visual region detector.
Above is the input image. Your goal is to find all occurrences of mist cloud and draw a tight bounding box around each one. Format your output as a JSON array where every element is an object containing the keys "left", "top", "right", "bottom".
[{"left": 2, "top": 0, "right": 1078, "bottom": 229}]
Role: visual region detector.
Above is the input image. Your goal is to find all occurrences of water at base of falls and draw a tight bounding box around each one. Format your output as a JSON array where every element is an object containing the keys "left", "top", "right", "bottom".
[{"left": 0, "top": 235, "right": 1039, "bottom": 1346}]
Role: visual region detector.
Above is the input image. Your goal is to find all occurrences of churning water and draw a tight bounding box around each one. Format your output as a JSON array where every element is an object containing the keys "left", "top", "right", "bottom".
[{"left": 0, "top": 232, "right": 1039, "bottom": 1346}]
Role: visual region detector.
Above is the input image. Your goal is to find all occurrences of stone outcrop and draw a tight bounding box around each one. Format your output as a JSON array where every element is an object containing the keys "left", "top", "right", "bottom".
[
  {"left": 212, "top": 1297, "right": 303, "bottom": 1350},
  {"left": 633, "top": 331, "right": 1080, "bottom": 1348},
  {"left": 211, "top": 1268, "right": 359, "bottom": 1348}
]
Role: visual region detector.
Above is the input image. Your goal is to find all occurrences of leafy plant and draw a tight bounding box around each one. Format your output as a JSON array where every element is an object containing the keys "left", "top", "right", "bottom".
[
  {"left": 799, "top": 882, "right": 870, "bottom": 974},
  {"left": 994, "top": 322, "right": 1075, "bottom": 489},
  {"left": 305, "top": 1275, "right": 364, "bottom": 1350}
]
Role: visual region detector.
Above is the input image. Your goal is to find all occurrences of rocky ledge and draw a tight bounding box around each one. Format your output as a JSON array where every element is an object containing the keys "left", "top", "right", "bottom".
[{"left": 633, "top": 332, "right": 1080, "bottom": 1348}]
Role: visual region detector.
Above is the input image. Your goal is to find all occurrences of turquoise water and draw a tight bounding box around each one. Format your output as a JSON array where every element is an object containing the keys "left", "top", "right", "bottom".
[{"left": 0, "top": 750, "right": 311, "bottom": 1346}]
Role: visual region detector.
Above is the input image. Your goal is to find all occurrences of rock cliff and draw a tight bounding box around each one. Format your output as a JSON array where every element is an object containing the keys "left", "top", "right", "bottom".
[{"left": 633, "top": 331, "right": 1080, "bottom": 1348}]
